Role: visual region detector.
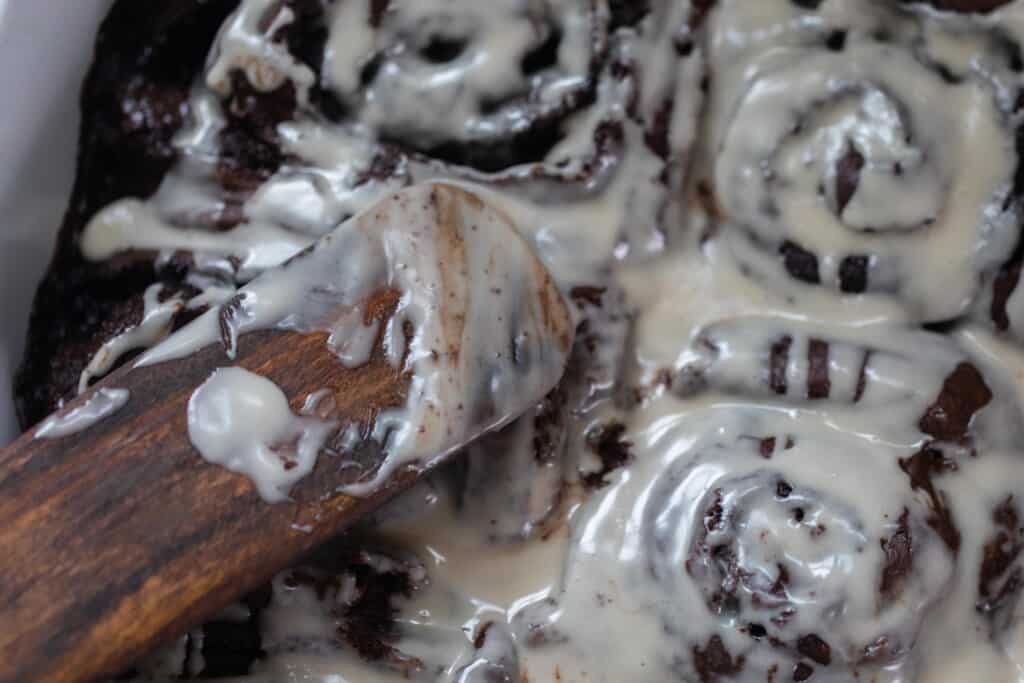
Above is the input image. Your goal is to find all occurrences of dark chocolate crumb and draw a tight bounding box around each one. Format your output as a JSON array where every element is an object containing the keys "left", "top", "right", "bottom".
[
  {"left": 792, "top": 662, "right": 814, "bottom": 681},
  {"left": 779, "top": 241, "right": 822, "bottom": 285},
  {"left": 693, "top": 635, "right": 746, "bottom": 682},
  {"left": 839, "top": 255, "right": 869, "bottom": 294},
  {"left": 796, "top": 634, "right": 831, "bottom": 666}
]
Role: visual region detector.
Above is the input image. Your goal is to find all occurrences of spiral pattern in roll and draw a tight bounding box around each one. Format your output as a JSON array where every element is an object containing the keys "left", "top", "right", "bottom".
[{"left": 708, "top": 0, "right": 1022, "bottom": 322}]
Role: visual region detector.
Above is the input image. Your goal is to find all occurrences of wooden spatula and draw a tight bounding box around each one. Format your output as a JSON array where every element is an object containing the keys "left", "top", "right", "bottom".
[{"left": 0, "top": 183, "right": 574, "bottom": 683}]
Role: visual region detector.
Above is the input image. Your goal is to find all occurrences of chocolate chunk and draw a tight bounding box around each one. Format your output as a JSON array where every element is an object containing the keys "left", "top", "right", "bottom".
[
  {"left": 919, "top": 363, "right": 993, "bottom": 442},
  {"left": 839, "top": 255, "right": 869, "bottom": 294},
  {"left": 806, "top": 339, "right": 831, "bottom": 399},
  {"left": 581, "top": 421, "right": 634, "bottom": 489},
  {"left": 899, "top": 447, "right": 961, "bottom": 552},
  {"left": 760, "top": 437, "right": 777, "bottom": 459},
  {"left": 770, "top": 335, "right": 793, "bottom": 394},
  {"left": 835, "top": 144, "right": 865, "bottom": 215},
  {"left": 796, "top": 634, "right": 831, "bottom": 666},
  {"left": 776, "top": 480, "right": 793, "bottom": 498},
  {"left": 779, "top": 241, "right": 822, "bottom": 284},
  {"left": 880, "top": 509, "right": 913, "bottom": 602},
  {"left": 693, "top": 635, "right": 746, "bottom": 682}
]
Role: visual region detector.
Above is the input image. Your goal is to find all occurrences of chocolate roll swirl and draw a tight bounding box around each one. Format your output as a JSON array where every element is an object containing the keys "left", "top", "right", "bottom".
[
  {"left": 322, "top": 0, "right": 601, "bottom": 168},
  {"left": 705, "top": 0, "right": 1022, "bottom": 322},
  {"left": 618, "top": 405, "right": 961, "bottom": 681}
]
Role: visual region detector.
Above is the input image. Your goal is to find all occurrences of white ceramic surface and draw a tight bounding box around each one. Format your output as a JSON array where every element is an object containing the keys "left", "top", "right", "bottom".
[{"left": 0, "top": 1, "right": 111, "bottom": 444}]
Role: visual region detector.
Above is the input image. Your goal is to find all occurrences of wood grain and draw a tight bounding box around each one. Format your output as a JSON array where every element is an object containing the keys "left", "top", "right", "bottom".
[{"left": 0, "top": 289, "right": 428, "bottom": 683}]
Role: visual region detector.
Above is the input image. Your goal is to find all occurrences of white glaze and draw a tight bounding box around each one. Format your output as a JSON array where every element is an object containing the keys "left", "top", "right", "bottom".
[
  {"left": 703, "top": 0, "right": 1021, "bottom": 322},
  {"left": 35, "top": 388, "right": 129, "bottom": 440},
  {"left": 187, "top": 367, "right": 336, "bottom": 502},
  {"left": 66, "top": 0, "right": 1024, "bottom": 680},
  {"left": 78, "top": 284, "right": 185, "bottom": 393}
]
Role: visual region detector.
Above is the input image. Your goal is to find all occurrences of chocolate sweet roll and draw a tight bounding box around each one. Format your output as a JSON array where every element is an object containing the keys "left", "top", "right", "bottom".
[
  {"left": 541, "top": 391, "right": 1024, "bottom": 681},
  {"left": 701, "top": 0, "right": 1023, "bottom": 322},
  {"left": 654, "top": 408, "right": 956, "bottom": 680},
  {"left": 320, "top": 0, "right": 601, "bottom": 167}
]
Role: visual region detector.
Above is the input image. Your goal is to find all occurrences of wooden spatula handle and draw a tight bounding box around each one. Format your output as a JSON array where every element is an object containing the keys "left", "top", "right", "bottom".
[{"left": 0, "top": 324, "right": 412, "bottom": 683}]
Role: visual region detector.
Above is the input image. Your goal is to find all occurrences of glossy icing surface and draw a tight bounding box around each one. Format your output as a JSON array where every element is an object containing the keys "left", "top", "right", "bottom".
[{"left": 60, "top": 0, "right": 1024, "bottom": 680}]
